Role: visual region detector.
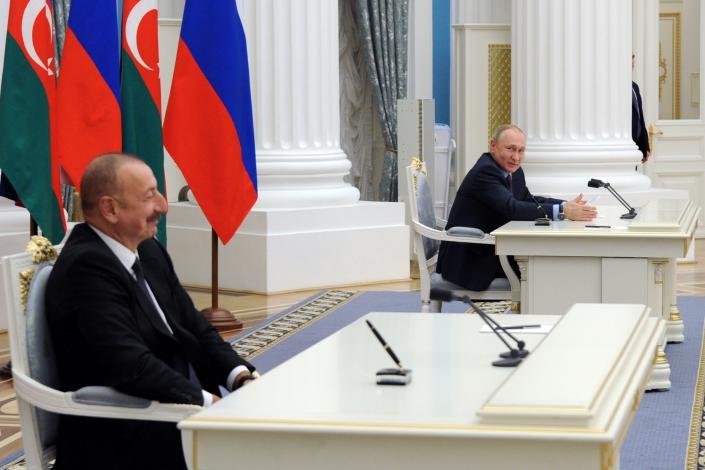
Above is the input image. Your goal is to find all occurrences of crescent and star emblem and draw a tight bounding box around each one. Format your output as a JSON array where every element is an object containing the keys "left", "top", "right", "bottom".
[
  {"left": 20, "top": 0, "right": 54, "bottom": 76},
  {"left": 125, "top": 0, "right": 157, "bottom": 71}
]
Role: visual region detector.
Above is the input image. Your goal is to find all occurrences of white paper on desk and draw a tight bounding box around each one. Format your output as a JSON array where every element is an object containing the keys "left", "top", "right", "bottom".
[{"left": 479, "top": 324, "right": 553, "bottom": 334}]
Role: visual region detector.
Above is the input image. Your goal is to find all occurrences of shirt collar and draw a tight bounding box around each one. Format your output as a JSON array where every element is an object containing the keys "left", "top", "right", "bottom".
[{"left": 88, "top": 224, "right": 138, "bottom": 276}]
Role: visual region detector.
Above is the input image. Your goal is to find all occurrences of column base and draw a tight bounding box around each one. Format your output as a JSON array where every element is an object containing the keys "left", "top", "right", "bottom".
[{"left": 167, "top": 201, "right": 410, "bottom": 294}]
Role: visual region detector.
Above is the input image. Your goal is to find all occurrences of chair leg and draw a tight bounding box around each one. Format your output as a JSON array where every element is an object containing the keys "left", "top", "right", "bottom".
[{"left": 430, "top": 300, "right": 442, "bottom": 313}]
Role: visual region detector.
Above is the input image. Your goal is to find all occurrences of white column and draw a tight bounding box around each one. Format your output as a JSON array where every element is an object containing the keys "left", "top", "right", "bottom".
[
  {"left": 237, "top": 0, "right": 359, "bottom": 209},
  {"left": 512, "top": 0, "right": 650, "bottom": 195},
  {"left": 168, "top": 0, "right": 409, "bottom": 293},
  {"left": 408, "top": 0, "right": 433, "bottom": 99}
]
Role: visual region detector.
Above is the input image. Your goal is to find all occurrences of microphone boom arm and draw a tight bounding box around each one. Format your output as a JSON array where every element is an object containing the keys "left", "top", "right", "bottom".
[{"left": 604, "top": 183, "right": 637, "bottom": 217}]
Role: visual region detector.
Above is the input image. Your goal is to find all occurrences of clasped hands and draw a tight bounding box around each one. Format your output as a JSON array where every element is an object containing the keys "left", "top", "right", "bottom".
[
  {"left": 211, "top": 371, "right": 257, "bottom": 404},
  {"left": 562, "top": 193, "right": 597, "bottom": 221}
]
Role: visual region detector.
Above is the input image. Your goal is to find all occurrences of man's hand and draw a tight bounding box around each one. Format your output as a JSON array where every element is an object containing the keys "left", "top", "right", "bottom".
[
  {"left": 642, "top": 151, "right": 650, "bottom": 163},
  {"left": 234, "top": 371, "right": 257, "bottom": 389},
  {"left": 212, "top": 394, "right": 221, "bottom": 404},
  {"left": 563, "top": 193, "right": 597, "bottom": 221}
]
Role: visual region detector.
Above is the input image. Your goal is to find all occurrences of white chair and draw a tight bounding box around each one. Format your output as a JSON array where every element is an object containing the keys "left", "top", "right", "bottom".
[
  {"left": 405, "top": 162, "right": 520, "bottom": 313},
  {"left": 2, "top": 247, "right": 201, "bottom": 470}
]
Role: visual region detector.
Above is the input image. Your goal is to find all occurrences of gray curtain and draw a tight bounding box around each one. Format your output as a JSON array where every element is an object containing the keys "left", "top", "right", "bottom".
[
  {"left": 53, "top": 0, "right": 71, "bottom": 65},
  {"left": 53, "top": 0, "right": 73, "bottom": 215},
  {"left": 353, "top": 0, "right": 409, "bottom": 202}
]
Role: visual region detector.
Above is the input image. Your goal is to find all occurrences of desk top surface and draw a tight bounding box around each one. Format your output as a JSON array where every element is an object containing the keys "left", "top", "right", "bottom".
[
  {"left": 493, "top": 198, "right": 698, "bottom": 238},
  {"left": 181, "top": 305, "right": 660, "bottom": 440}
]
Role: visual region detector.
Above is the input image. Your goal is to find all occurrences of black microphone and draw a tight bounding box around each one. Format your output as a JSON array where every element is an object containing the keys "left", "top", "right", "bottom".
[
  {"left": 430, "top": 288, "right": 528, "bottom": 367},
  {"left": 529, "top": 194, "right": 551, "bottom": 226},
  {"left": 586, "top": 178, "right": 637, "bottom": 219},
  {"left": 587, "top": 178, "right": 604, "bottom": 188}
]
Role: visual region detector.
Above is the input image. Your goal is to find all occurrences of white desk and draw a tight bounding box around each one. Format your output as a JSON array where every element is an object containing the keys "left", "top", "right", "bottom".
[
  {"left": 493, "top": 199, "right": 698, "bottom": 389},
  {"left": 180, "top": 304, "right": 661, "bottom": 470}
]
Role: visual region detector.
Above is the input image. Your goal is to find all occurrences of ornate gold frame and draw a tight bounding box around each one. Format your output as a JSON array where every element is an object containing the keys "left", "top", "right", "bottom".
[
  {"left": 659, "top": 12, "right": 682, "bottom": 119},
  {"left": 488, "top": 44, "right": 512, "bottom": 147}
]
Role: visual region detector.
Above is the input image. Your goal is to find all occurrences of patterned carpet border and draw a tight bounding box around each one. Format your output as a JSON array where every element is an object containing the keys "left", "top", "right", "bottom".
[
  {"left": 686, "top": 308, "right": 705, "bottom": 469},
  {"left": 229, "top": 290, "right": 360, "bottom": 361}
]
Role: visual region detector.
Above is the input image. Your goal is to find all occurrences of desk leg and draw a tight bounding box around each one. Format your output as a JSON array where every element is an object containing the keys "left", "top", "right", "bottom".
[
  {"left": 647, "top": 343, "right": 671, "bottom": 391},
  {"left": 516, "top": 257, "right": 529, "bottom": 315},
  {"left": 664, "top": 258, "right": 684, "bottom": 343}
]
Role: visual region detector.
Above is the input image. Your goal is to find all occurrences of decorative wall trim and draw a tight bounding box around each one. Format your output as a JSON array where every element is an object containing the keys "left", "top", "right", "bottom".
[
  {"left": 659, "top": 12, "right": 682, "bottom": 119},
  {"left": 487, "top": 44, "right": 511, "bottom": 148}
]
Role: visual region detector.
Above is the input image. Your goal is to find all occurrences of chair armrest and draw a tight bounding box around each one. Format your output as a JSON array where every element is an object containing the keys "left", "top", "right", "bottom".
[
  {"left": 412, "top": 221, "right": 495, "bottom": 245},
  {"left": 446, "top": 226, "right": 485, "bottom": 238},
  {"left": 13, "top": 370, "right": 201, "bottom": 423},
  {"left": 72, "top": 386, "right": 152, "bottom": 408}
]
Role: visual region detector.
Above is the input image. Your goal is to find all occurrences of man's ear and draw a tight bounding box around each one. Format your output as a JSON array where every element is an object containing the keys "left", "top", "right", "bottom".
[
  {"left": 97, "top": 196, "right": 119, "bottom": 223},
  {"left": 489, "top": 139, "right": 498, "bottom": 154}
]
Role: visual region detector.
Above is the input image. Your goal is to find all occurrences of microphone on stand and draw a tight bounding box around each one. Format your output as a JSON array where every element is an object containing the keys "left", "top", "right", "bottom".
[
  {"left": 529, "top": 194, "right": 551, "bottom": 226},
  {"left": 430, "top": 288, "right": 529, "bottom": 367},
  {"left": 587, "top": 178, "right": 637, "bottom": 219}
]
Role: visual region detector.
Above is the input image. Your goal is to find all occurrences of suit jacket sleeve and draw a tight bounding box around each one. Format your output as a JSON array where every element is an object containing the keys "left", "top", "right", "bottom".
[
  {"left": 472, "top": 164, "right": 562, "bottom": 221},
  {"left": 144, "top": 239, "right": 254, "bottom": 383}
]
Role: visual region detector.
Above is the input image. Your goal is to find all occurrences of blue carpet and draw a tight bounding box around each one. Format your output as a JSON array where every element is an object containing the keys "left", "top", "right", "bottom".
[
  {"left": 621, "top": 296, "right": 705, "bottom": 470},
  {"left": 229, "top": 291, "right": 470, "bottom": 373}
]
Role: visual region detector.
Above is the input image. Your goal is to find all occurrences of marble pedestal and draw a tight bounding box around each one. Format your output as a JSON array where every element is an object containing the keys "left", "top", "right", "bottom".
[{"left": 167, "top": 202, "right": 410, "bottom": 294}]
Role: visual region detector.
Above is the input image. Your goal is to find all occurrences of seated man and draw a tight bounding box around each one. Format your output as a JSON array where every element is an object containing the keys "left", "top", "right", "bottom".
[
  {"left": 437, "top": 124, "right": 597, "bottom": 291},
  {"left": 46, "top": 153, "right": 256, "bottom": 470}
]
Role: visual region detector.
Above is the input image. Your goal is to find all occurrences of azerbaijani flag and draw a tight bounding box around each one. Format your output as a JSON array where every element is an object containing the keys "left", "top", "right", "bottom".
[
  {"left": 163, "top": 0, "right": 257, "bottom": 245},
  {"left": 56, "top": 0, "right": 121, "bottom": 187},
  {"left": 0, "top": 0, "right": 66, "bottom": 243},
  {"left": 121, "top": 0, "right": 166, "bottom": 242}
]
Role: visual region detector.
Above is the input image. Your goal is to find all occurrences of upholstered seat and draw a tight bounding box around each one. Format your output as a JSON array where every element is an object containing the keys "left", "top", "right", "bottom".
[
  {"left": 2, "top": 247, "right": 202, "bottom": 470},
  {"left": 405, "top": 163, "right": 520, "bottom": 313}
]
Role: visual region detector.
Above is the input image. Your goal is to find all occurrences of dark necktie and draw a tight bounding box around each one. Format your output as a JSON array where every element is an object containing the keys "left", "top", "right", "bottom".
[
  {"left": 131, "top": 259, "right": 202, "bottom": 389},
  {"left": 506, "top": 173, "right": 512, "bottom": 192},
  {"left": 132, "top": 259, "right": 154, "bottom": 308}
]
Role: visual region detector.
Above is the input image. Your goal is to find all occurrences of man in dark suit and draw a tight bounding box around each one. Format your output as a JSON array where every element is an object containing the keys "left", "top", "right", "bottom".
[
  {"left": 632, "top": 55, "right": 650, "bottom": 162},
  {"left": 437, "top": 125, "right": 597, "bottom": 291},
  {"left": 46, "top": 153, "right": 256, "bottom": 470}
]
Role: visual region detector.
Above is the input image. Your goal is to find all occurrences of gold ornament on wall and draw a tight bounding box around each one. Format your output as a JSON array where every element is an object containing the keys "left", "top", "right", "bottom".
[{"left": 488, "top": 44, "right": 512, "bottom": 148}]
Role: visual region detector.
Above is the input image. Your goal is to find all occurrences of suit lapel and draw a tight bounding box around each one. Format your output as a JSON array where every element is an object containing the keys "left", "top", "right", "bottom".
[{"left": 132, "top": 281, "right": 177, "bottom": 340}]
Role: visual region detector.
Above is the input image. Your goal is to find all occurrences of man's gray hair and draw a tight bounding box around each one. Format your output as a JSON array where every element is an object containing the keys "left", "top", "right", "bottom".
[
  {"left": 80, "top": 153, "right": 142, "bottom": 214},
  {"left": 492, "top": 124, "right": 525, "bottom": 142}
]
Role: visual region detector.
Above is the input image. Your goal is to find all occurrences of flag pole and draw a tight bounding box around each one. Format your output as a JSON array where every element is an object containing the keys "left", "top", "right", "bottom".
[{"left": 199, "top": 228, "right": 243, "bottom": 333}]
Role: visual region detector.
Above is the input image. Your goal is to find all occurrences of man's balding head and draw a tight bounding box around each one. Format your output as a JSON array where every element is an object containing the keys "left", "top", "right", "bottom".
[
  {"left": 80, "top": 153, "right": 143, "bottom": 216},
  {"left": 79, "top": 153, "right": 167, "bottom": 251}
]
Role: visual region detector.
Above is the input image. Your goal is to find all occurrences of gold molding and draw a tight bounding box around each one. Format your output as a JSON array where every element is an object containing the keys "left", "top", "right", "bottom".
[
  {"left": 686, "top": 300, "right": 705, "bottom": 468},
  {"left": 659, "top": 12, "right": 682, "bottom": 119},
  {"left": 601, "top": 443, "right": 615, "bottom": 470},
  {"left": 488, "top": 44, "right": 511, "bottom": 147}
]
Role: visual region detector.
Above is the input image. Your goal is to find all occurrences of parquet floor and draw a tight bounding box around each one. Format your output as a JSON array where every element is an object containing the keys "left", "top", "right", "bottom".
[{"left": 0, "top": 244, "right": 703, "bottom": 464}]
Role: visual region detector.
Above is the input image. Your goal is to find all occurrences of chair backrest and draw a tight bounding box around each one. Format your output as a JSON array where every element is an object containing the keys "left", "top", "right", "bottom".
[
  {"left": 25, "top": 264, "right": 59, "bottom": 449},
  {"left": 406, "top": 163, "right": 440, "bottom": 262},
  {"left": 3, "top": 249, "right": 61, "bottom": 466}
]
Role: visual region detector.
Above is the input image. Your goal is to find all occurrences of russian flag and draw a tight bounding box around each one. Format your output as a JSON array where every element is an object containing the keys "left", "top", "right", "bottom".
[
  {"left": 163, "top": 0, "right": 257, "bottom": 245},
  {"left": 56, "top": 0, "right": 121, "bottom": 187}
]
